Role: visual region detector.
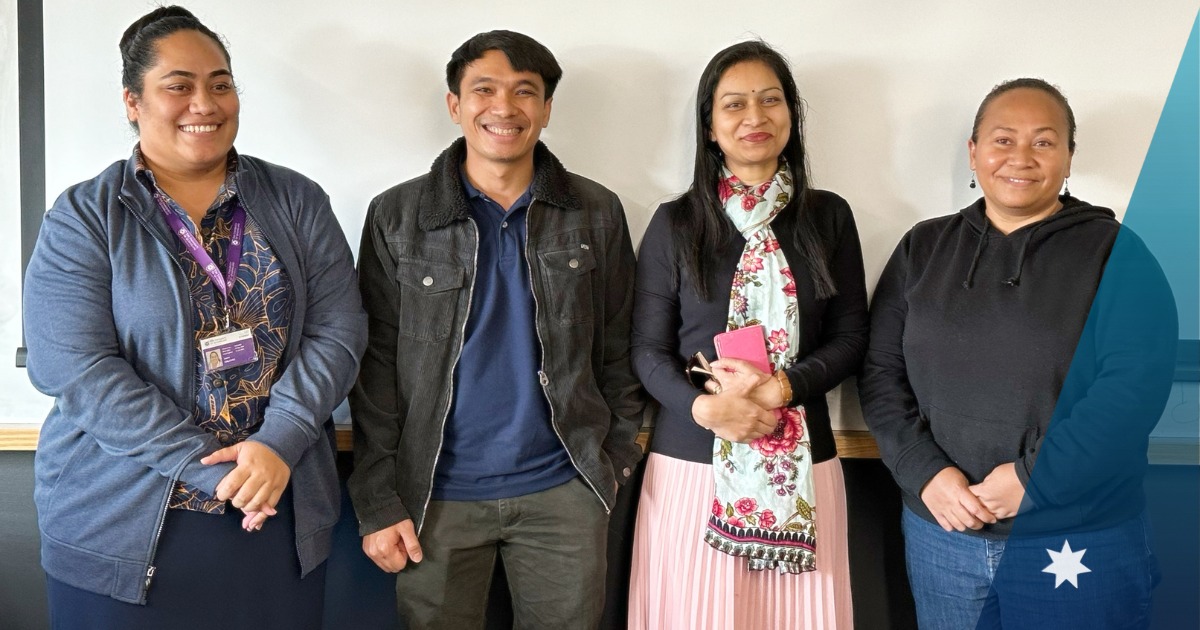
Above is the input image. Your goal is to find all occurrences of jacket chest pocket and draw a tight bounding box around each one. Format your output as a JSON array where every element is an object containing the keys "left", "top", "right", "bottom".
[
  {"left": 396, "top": 259, "right": 465, "bottom": 342},
  {"left": 537, "top": 246, "right": 597, "bottom": 325}
]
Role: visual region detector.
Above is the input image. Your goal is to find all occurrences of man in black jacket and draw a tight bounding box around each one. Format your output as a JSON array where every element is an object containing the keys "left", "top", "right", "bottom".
[{"left": 348, "top": 30, "right": 644, "bottom": 628}]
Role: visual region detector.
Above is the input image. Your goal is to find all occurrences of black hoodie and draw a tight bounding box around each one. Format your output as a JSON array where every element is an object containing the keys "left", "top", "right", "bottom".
[{"left": 860, "top": 196, "right": 1177, "bottom": 537}]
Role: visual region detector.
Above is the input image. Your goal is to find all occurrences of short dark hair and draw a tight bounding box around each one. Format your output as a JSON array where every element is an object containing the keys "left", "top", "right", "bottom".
[
  {"left": 119, "top": 5, "right": 231, "bottom": 96},
  {"left": 445, "top": 30, "right": 562, "bottom": 99},
  {"left": 671, "top": 40, "right": 836, "bottom": 301},
  {"left": 972, "top": 77, "right": 1076, "bottom": 153}
]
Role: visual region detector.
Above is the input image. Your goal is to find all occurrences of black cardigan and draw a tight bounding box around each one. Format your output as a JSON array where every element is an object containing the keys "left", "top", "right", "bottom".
[{"left": 631, "top": 189, "right": 869, "bottom": 464}]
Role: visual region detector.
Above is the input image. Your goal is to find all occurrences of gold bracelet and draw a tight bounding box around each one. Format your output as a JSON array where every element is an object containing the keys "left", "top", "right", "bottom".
[{"left": 774, "top": 370, "right": 792, "bottom": 406}]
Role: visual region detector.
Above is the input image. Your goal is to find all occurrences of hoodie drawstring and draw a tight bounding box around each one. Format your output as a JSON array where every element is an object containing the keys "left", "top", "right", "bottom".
[
  {"left": 963, "top": 222, "right": 1040, "bottom": 289},
  {"left": 958, "top": 198, "right": 1111, "bottom": 290},
  {"left": 962, "top": 221, "right": 989, "bottom": 289},
  {"left": 1004, "top": 225, "right": 1040, "bottom": 287}
]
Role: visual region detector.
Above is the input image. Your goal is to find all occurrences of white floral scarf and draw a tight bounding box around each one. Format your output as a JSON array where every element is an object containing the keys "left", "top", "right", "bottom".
[{"left": 705, "top": 163, "right": 817, "bottom": 573}]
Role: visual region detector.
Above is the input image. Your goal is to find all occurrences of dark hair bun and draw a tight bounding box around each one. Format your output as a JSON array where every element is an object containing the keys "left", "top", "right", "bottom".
[
  {"left": 119, "top": 6, "right": 199, "bottom": 59},
  {"left": 118, "top": 5, "right": 229, "bottom": 96}
]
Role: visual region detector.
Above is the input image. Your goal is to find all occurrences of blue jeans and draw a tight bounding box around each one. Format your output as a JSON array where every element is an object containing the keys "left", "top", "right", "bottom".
[{"left": 903, "top": 506, "right": 1159, "bottom": 629}]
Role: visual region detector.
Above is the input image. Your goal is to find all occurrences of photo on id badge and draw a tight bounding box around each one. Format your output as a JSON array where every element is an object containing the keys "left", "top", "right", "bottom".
[{"left": 201, "top": 328, "right": 258, "bottom": 373}]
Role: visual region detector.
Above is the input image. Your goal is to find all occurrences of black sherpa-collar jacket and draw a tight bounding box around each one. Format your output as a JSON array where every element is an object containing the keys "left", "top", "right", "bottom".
[
  {"left": 860, "top": 196, "right": 1177, "bottom": 537},
  {"left": 348, "top": 138, "right": 646, "bottom": 535}
]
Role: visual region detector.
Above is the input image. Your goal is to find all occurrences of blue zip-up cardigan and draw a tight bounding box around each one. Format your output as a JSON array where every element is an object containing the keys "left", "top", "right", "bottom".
[{"left": 24, "top": 152, "right": 367, "bottom": 604}]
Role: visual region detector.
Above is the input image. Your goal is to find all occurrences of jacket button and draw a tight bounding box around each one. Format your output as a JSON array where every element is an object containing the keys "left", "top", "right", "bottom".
[
  {"left": 422, "top": 276, "right": 434, "bottom": 287},
  {"left": 622, "top": 467, "right": 632, "bottom": 478},
  {"left": 568, "top": 258, "right": 580, "bottom": 269}
]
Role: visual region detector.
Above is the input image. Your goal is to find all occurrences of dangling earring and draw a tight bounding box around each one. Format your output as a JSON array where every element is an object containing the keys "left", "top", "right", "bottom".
[
  {"left": 969, "top": 171, "right": 976, "bottom": 189},
  {"left": 1063, "top": 178, "right": 1071, "bottom": 197}
]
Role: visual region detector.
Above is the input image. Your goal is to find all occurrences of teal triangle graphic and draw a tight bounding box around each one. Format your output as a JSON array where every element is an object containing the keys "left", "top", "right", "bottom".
[
  {"left": 1130, "top": 12, "right": 1200, "bottom": 630},
  {"left": 1124, "top": 11, "right": 1199, "bottom": 339}
]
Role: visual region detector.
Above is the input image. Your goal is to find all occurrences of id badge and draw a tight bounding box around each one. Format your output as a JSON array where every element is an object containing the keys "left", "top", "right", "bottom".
[{"left": 200, "top": 328, "right": 258, "bottom": 372}]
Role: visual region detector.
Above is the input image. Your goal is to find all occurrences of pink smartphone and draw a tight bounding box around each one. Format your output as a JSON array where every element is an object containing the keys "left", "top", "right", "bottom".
[
  {"left": 713, "top": 324, "right": 772, "bottom": 373},
  {"left": 713, "top": 325, "right": 783, "bottom": 419}
]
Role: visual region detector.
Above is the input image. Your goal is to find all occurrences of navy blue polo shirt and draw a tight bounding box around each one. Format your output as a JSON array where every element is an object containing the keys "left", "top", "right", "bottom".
[{"left": 431, "top": 172, "right": 576, "bottom": 501}]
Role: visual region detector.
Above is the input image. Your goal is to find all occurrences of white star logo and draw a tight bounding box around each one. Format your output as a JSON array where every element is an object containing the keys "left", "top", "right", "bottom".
[{"left": 1042, "top": 540, "right": 1091, "bottom": 588}]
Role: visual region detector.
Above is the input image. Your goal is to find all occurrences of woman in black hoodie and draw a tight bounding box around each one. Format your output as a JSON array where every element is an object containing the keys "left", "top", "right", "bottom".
[{"left": 860, "top": 79, "right": 1177, "bottom": 629}]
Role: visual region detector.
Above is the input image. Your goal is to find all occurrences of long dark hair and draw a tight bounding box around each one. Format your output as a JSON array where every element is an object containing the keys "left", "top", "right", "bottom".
[{"left": 670, "top": 40, "right": 836, "bottom": 301}]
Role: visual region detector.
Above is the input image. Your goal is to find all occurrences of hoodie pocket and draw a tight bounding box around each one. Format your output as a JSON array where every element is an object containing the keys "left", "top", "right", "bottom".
[
  {"left": 925, "top": 405, "right": 1034, "bottom": 485},
  {"left": 395, "top": 259, "right": 465, "bottom": 342}
]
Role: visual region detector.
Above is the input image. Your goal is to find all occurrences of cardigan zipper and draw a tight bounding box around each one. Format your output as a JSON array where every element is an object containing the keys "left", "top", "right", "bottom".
[{"left": 119, "top": 194, "right": 197, "bottom": 599}]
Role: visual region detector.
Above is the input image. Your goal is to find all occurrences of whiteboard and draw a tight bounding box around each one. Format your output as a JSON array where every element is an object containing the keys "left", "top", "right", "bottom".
[{"left": 2, "top": 0, "right": 1196, "bottom": 427}]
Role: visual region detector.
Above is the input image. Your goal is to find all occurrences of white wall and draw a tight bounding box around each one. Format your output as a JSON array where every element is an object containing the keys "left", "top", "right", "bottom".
[{"left": 3, "top": 1, "right": 1197, "bottom": 428}]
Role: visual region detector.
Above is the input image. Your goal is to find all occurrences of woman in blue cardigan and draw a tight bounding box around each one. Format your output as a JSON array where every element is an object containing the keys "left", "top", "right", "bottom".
[{"left": 24, "top": 6, "right": 365, "bottom": 628}]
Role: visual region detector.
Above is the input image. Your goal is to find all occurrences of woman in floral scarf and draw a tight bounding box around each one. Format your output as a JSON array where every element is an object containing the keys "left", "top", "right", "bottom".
[{"left": 627, "top": 40, "right": 868, "bottom": 628}]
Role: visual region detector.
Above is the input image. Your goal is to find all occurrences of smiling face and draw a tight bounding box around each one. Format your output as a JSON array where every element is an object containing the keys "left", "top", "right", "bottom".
[
  {"left": 709, "top": 60, "right": 791, "bottom": 185},
  {"left": 447, "top": 49, "right": 552, "bottom": 172},
  {"left": 969, "top": 88, "right": 1073, "bottom": 226},
  {"left": 123, "top": 29, "right": 239, "bottom": 177}
]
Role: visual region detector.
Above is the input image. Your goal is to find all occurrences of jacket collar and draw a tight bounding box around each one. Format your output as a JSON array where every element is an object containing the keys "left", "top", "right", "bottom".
[
  {"left": 417, "top": 137, "right": 581, "bottom": 231},
  {"left": 117, "top": 146, "right": 263, "bottom": 247},
  {"left": 119, "top": 150, "right": 171, "bottom": 246}
]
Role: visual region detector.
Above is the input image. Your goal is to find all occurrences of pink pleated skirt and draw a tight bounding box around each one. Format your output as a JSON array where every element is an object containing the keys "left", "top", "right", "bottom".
[{"left": 628, "top": 453, "right": 854, "bottom": 630}]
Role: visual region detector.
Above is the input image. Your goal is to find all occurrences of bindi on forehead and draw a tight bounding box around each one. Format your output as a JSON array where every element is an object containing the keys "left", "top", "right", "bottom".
[{"left": 719, "top": 86, "right": 783, "bottom": 97}]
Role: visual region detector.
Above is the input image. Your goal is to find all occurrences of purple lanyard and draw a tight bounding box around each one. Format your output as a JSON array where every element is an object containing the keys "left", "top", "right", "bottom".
[{"left": 155, "top": 193, "right": 246, "bottom": 304}]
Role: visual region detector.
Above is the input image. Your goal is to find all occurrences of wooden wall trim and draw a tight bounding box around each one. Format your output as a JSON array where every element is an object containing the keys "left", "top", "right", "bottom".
[
  {"left": 6, "top": 426, "right": 1195, "bottom": 465},
  {"left": 0, "top": 426, "right": 41, "bottom": 451},
  {"left": 3, "top": 426, "right": 883, "bottom": 457}
]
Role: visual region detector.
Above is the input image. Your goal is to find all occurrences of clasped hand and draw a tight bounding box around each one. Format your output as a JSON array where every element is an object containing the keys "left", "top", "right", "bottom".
[
  {"left": 691, "top": 358, "right": 783, "bottom": 443},
  {"left": 201, "top": 441, "right": 291, "bottom": 532},
  {"left": 921, "top": 463, "right": 1025, "bottom": 532}
]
